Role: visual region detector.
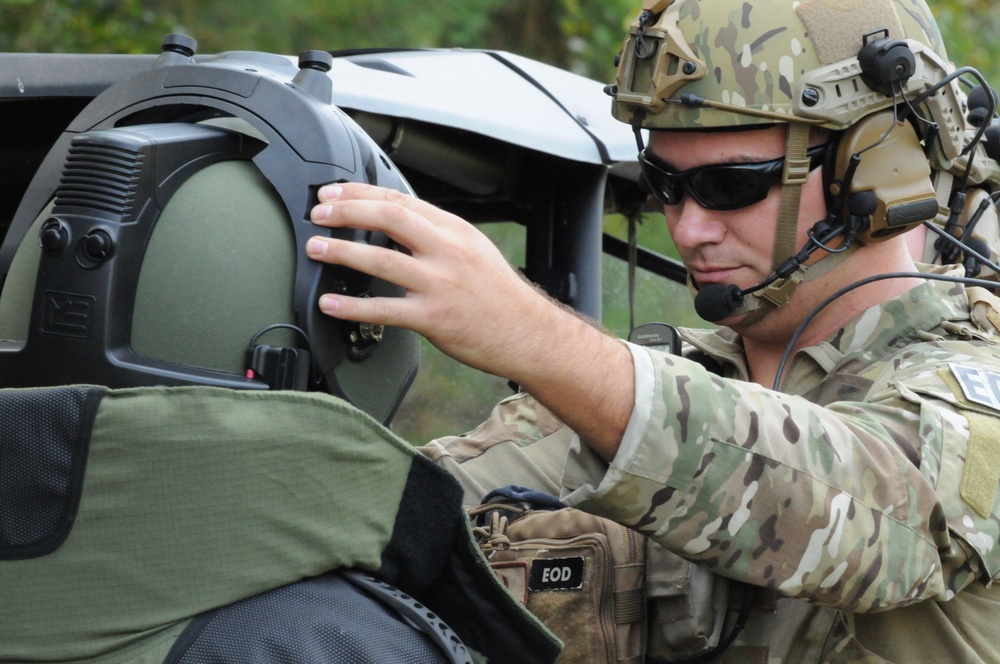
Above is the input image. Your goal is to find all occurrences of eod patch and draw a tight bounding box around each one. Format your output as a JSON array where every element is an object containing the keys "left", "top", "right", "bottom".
[
  {"left": 950, "top": 364, "right": 1000, "bottom": 411},
  {"left": 529, "top": 557, "right": 585, "bottom": 591}
]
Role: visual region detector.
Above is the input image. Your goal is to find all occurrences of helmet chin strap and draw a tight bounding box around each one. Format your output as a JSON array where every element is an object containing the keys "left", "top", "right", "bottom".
[{"left": 724, "top": 123, "right": 813, "bottom": 324}]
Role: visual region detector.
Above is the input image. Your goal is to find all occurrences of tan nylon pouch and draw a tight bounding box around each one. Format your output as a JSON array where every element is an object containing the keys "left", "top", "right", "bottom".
[
  {"left": 644, "top": 542, "right": 730, "bottom": 660},
  {"left": 471, "top": 502, "right": 647, "bottom": 664}
]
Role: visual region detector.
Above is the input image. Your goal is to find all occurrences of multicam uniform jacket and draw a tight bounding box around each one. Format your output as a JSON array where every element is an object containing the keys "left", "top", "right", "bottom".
[{"left": 423, "top": 267, "right": 1000, "bottom": 663}]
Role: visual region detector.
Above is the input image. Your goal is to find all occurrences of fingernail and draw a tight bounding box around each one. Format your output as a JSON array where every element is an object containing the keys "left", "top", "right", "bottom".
[
  {"left": 318, "top": 184, "right": 344, "bottom": 201},
  {"left": 306, "top": 238, "right": 327, "bottom": 256},
  {"left": 319, "top": 295, "right": 340, "bottom": 313},
  {"left": 311, "top": 204, "right": 331, "bottom": 222}
]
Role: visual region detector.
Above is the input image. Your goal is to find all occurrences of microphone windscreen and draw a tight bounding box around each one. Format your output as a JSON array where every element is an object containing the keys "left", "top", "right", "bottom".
[
  {"left": 966, "top": 237, "right": 990, "bottom": 254},
  {"left": 693, "top": 283, "right": 743, "bottom": 322},
  {"left": 968, "top": 85, "right": 998, "bottom": 113},
  {"left": 847, "top": 190, "right": 878, "bottom": 217},
  {"left": 963, "top": 238, "right": 992, "bottom": 277},
  {"left": 967, "top": 86, "right": 998, "bottom": 127},
  {"left": 984, "top": 122, "right": 1000, "bottom": 162}
]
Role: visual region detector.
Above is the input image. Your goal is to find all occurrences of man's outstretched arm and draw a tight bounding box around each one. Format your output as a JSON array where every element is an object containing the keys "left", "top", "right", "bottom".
[{"left": 306, "top": 182, "right": 633, "bottom": 460}]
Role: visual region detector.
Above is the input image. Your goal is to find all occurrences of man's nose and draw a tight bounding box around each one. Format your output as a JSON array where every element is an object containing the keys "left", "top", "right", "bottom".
[{"left": 666, "top": 201, "right": 727, "bottom": 249}]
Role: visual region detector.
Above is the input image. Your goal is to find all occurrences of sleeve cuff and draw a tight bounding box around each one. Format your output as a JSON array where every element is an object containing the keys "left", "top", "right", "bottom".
[{"left": 561, "top": 341, "right": 655, "bottom": 505}]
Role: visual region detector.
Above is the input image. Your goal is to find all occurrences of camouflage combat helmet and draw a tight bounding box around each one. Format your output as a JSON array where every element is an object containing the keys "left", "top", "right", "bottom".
[
  {"left": 611, "top": 0, "right": 948, "bottom": 132},
  {"left": 609, "top": 0, "right": 978, "bottom": 322}
]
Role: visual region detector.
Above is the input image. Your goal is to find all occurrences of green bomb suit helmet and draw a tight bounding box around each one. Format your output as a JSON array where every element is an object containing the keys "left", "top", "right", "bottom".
[
  {"left": 0, "top": 43, "right": 419, "bottom": 425},
  {"left": 610, "top": 0, "right": 999, "bottom": 321}
]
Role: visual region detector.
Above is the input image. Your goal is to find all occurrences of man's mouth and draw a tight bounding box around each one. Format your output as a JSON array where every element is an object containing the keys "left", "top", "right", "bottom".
[{"left": 688, "top": 264, "right": 742, "bottom": 285}]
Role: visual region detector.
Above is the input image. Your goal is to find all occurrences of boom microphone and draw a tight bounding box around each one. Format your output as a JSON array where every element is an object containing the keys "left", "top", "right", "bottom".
[
  {"left": 693, "top": 283, "right": 745, "bottom": 322},
  {"left": 691, "top": 200, "right": 866, "bottom": 322}
]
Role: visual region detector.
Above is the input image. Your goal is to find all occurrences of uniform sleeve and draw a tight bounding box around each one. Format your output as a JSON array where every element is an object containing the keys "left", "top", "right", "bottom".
[
  {"left": 561, "top": 345, "right": 999, "bottom": 613},
  {"left": 419, "top": 392, "right": 573, "bottom": 506}
]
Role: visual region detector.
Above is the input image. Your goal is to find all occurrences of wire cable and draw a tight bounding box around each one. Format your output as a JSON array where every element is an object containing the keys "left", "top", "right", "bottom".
[{"left": 773, "top": 269, "right": 1000, "bottom": 390}]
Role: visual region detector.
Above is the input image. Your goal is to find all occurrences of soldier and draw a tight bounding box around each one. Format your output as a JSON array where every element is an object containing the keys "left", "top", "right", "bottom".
[{"left": 306, "top": 0, "right": 1000, "bottom": 661}]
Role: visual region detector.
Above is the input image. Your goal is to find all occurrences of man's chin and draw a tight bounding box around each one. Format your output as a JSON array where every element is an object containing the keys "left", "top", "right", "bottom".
[{"left": 722, "top": 310, "right": 757, "bottom": 331}]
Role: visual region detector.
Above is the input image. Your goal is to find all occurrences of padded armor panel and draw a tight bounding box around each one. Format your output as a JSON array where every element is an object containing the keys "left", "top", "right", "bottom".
[
  {"left": 0, "top": 386, "right": 104, "bottom": 559},
  {"left": 166, "top": 572, "right": 451, "bottom": 664}
]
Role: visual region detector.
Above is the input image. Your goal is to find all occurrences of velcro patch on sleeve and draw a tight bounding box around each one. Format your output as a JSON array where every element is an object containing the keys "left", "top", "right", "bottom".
[
  {"left": 958, "top": 409, "right": 1000, "bottom": 519},
  {"left": 948, "top": 365, "right": 1000, "bottom": 518}
]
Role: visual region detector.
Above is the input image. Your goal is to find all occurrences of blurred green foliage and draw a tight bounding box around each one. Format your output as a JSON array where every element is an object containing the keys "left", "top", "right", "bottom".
[
  {"left": 0, "top": 0, "right": 635, "bottom": 81},
  {"left": 2, "top": 0, "right": 998, "bottom": 442},
  {"left": 2, "top": 1, "right": 995, "bottom": 81}
]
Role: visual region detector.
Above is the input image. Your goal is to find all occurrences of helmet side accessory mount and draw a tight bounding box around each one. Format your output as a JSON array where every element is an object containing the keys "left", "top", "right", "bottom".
[{"left": 613, "top": 0, "right": 707, "bottom": 115}]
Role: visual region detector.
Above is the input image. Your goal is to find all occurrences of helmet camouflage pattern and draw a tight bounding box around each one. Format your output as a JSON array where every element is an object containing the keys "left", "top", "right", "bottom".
[{"left": 612, "top": 0, "right": 949, "bottom": 131}]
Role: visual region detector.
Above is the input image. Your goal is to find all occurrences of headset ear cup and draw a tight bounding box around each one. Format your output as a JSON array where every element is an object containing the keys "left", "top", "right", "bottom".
[{"left": 832, "top": 111, "right": 938, "bottom": 243}]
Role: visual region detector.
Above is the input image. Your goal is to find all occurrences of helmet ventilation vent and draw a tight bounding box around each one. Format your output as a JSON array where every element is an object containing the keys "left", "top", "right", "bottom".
[{"left": 55, "top": 143, "right": 143, "bottom": 218}]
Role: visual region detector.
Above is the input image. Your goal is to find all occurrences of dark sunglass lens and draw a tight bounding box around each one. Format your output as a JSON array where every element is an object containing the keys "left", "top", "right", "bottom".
[
  {"left": 641, "top": 160, "right": 682, "bottom": 205},
  {"left": 688, "top": 167, "right": 765, "bottom": 210}
]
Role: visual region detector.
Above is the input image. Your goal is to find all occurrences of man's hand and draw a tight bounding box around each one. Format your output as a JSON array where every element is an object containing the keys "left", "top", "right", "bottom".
[
  {"left": 308, "top": 182, "right": 551, "bottom": 375},
  {"left": 307, "top": 182, "right": 633, "bottom": 459}
]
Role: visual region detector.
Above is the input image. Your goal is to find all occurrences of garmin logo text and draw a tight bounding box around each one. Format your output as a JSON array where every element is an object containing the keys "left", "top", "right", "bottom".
[
  {"left": 529, "top": 557, "right": 585, "bottom": 591},
  {"left": 42, "top": 291, "right": 95, "bottom": 338},
  {"left": 950, "top": 364, "right": 1000, "bottom": 411}
]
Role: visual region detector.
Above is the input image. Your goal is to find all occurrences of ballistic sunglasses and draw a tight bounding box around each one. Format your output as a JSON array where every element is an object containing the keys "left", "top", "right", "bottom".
[{"left": 639, "top": 143, "right": 829, "bottom": 211}]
